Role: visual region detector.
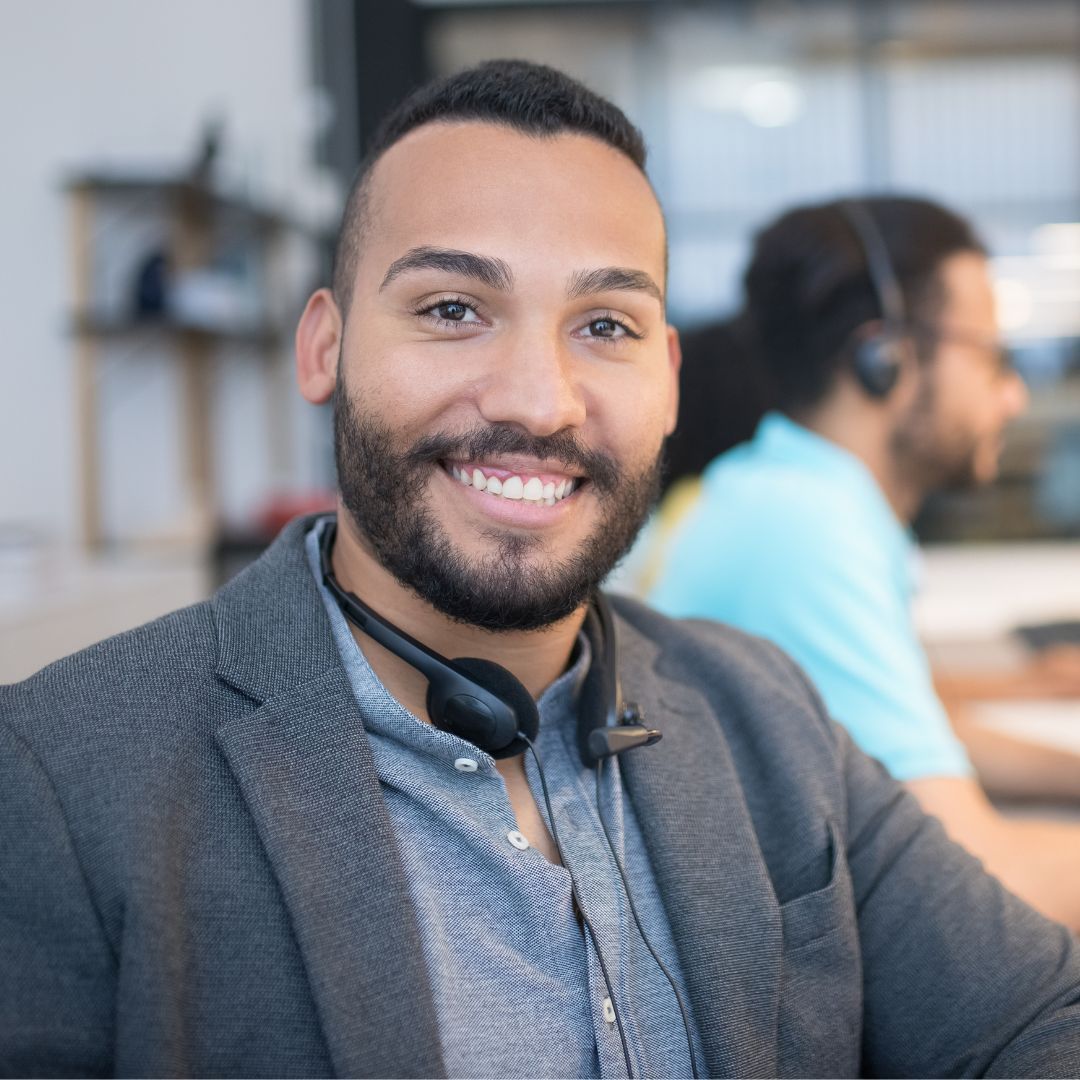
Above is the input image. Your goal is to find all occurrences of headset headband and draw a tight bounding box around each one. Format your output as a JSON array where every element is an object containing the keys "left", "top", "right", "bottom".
[{"left": 838, "top": 199, "right": 907, "bottom": 333}]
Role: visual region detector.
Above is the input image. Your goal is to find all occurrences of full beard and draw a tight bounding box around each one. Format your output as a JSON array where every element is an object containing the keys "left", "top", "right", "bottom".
[
  {"left": 891, "top": 380, "right": 983, "bottom": 497},
  {"left": 332, "top": 379, "right": 662, "bottom": 632}
]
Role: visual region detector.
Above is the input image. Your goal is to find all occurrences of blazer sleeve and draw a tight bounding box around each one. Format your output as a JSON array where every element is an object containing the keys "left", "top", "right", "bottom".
[
  {"left": 0, "top": 716, "right": 115, "bottom": 1078},
  {"left": 838, "top": 723, "right": 1080, "bottom": 1077}
]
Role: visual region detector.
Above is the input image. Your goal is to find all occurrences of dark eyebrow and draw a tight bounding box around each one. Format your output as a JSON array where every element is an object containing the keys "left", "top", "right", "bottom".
[
  {"left": 379, "top": 246, "right": 513, "bottom": 292},
  {"left": 566, "top": 267, "right": 664, "bottom": 305}
]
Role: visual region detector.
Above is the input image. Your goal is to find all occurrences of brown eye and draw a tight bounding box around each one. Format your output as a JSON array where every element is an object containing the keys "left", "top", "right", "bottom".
[
  {"left": 589, "top": 318, "right": 620, "bottom": 338},
  {"left": 437, "top": 301, "right": 469, "bottom": 321}
]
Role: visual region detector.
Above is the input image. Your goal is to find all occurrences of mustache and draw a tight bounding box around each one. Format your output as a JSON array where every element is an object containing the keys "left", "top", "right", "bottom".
[{"left": 408, "top": 424, "right": 621, "bottom": 495}]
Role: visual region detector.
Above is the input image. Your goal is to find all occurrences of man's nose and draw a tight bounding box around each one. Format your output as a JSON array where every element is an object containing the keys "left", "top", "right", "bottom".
[
  {"left": 475, "top": 332, "right": 588, "bottom": 436},
  {"left": 1002, "top": 368, "right": 1029, "bottom": 419}
]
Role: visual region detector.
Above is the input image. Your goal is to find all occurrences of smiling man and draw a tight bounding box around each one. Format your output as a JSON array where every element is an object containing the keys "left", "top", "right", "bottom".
[{"left": 3, "top": 61, "right": 1080, "bottom": 1079}]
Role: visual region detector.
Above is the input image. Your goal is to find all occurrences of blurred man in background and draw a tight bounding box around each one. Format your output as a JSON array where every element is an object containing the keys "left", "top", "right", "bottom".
[{"left": 649, "top": 195, "right": 1080, "bottom": 928}]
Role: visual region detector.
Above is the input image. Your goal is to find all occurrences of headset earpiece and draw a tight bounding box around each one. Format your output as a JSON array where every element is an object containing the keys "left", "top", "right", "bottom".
[
  {"left": 432, "top": 656, "right": 539, "bottom": 758},
  {"left": 839, "top": 200, "right": 908, "bottom": 401},
  {"left": 319, "top": 520, "right": 536, "bottom": 759},
  {"left": 853, "top": 334, "right": 903, "bottom": 398}
]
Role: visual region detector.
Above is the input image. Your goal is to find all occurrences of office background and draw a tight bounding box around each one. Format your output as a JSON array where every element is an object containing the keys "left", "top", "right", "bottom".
[{"left": 2, "top": 0, "right": 1079, "bottom": 679}]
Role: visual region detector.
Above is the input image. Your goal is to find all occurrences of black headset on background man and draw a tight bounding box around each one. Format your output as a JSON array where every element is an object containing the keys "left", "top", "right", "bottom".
[{"left": 838, "top": 199, "right": 910, "bottom": 399}]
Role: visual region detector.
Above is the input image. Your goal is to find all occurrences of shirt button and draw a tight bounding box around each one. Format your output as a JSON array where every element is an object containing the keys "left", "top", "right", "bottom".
[
  {"left": 507, "top": 830, "right": 530, "bottom": 850},
  {"left": 602, "top": 997, "right": 617, "bottom": 1025},
  {"left": 454, "top": 757, "right": 479, "bottom": 773}
]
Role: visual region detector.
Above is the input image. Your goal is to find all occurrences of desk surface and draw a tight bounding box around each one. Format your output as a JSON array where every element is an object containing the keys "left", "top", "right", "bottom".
[
  {"left": 970, "top": 699, "right": 1080, "bottom": 754},
  {"left": 916, "top": 541, "right": 1080, "bottom": 643},
  {"left": 916, "top": 543, "right": 1080, "bottom": 788}
]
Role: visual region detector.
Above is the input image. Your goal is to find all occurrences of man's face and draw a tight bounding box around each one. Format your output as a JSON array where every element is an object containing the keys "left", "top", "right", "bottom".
[
  {"left": 892, "top": 251, "right": 1028, "bottom": 492},
  {"left": 332, "top": 122, "right": 678, "bottom": 631}
]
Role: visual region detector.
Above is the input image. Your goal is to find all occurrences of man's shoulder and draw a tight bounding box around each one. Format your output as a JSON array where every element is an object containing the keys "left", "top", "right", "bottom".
[
  {"left": 674, "top": 454, "right": 893, "bottom": 597},
  {"left": 1, "top": 515, "right": 326, "bottom": 738},
  {"left": 1, "top": 597, "right": 221, "bottom": 740},
  {"left": 703, "top": 451, "right": 870, "bottom": 536}
]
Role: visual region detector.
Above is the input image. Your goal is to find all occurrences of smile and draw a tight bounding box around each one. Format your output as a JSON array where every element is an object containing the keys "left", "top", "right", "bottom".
[{"left": 444, "top": 461, "right": 580, "bottom": 506}]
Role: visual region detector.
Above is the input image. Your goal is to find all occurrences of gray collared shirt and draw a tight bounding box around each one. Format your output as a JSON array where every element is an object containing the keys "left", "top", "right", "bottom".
[{"left": 306, "top": 519, "right": 701, "bottom": 1078}]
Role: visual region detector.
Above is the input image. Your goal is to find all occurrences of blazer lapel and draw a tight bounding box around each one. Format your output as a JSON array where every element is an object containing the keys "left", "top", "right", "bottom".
[
  {"left": 615, "top": 607, "right": 784, "bottom": 1079},
  {"left": 211, "top": 517, "right": 444, "bottom": 1078}
]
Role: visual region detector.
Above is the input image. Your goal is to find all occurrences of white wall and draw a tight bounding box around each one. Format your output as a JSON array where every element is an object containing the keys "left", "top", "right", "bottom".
[{"left": 0, "top": 0, "right": 334, "bottom": 547}]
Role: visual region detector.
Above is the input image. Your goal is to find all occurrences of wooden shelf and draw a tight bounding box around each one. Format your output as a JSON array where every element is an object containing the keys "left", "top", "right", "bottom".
[
  {"left": 70, "top": 312, "right": 283, "bottom": 349},
  {"left": 64, "top": 172, "right": 315, "bottom": 237},
  {"left": 66, "top": 168, "right": 315, "bottom": 551}
]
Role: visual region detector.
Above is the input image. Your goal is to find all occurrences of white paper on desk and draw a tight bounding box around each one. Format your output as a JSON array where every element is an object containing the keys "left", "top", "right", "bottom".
[{"left": 970, "top": 700, "right": 1080, "bottom": 755}]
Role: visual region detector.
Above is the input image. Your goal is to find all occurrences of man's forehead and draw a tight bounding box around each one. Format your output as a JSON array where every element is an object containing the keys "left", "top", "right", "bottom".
[
  {"left": 367, "top": 117, "right": 650, "bottom": 188},
  {"left": 357, "top": 120, "right": 667, "bottom": 290},
  {"left": 939, "top": 251, "right": 995, "bottom": 319}
]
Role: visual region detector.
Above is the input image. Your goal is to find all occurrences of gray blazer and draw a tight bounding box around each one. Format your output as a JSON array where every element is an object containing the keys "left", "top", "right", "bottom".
[{"left": 3, "top": 516, "right": 1080, "bottom": 1078}]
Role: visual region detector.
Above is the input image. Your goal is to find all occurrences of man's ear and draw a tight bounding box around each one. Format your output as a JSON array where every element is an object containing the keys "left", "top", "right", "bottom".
[
  {"left": 663, "top": 324, "right": 682, "bottom": 437},
  {"left": 296, "top": 288, "right": 342, "bottom": 404},
  {"left": 882, "top": 333, "right": 923, "bottom": 413}
]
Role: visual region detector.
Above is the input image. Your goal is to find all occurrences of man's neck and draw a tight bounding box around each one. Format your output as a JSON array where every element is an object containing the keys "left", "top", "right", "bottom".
[
  {"left": 796, "top": 395, "right": 923, "bottom": 525},
  {"left": 329, "top": 513, "right": 585, "bottom": 723}
]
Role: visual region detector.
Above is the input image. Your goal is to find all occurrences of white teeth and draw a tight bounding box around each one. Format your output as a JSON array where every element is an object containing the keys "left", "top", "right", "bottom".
[{"left": 451, "top": 464, "right": 579, "bottom": 505}]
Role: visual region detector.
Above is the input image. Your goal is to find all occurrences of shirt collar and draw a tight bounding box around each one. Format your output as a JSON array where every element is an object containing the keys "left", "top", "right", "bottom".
[{"left": 753, "top": 411, "right": 884, "bottom": 489}]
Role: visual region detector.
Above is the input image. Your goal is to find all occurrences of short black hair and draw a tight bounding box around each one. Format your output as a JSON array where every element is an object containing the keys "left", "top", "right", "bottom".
[
  {"left": 332, "top": 59, "right": 649, "bottom": 312},
  {"left": 661, "top": 313, "right": 768, "bottom": 494},
  {"left": 743, "top": 196, "right": 987, "bottom": 414}
]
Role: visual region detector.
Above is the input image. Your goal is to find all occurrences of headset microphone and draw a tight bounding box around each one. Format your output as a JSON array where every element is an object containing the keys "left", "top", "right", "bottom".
[
  {"left": 577, "top": 586, "right": 662, "bottom": 766},
  {"left": 587, "top": 722, "right": 662, "bottom": 761}
]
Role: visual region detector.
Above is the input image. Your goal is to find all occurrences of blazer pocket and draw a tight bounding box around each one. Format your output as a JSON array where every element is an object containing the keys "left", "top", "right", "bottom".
[
  {"left": 776, "top": 820, "right": 862, "bottom": 1077},
  {"left": 778, "top": 820, "right": 852, "bottom": 950}
]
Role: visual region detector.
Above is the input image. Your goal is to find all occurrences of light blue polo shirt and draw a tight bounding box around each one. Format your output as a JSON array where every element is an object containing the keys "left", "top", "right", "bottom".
[{"left": 648, "top": 412, "right": 972, "bottom": 781}]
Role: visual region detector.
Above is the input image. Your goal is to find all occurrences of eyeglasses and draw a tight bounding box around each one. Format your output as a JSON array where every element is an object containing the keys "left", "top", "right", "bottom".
[{"left": 907, "top": 322, "right": 1016, "bottom": 377}]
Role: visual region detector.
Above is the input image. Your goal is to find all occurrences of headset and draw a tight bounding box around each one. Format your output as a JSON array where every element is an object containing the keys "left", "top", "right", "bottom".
[
  {"left": 838, "top": 199, "right": 909, "bottom": 399},
  {"left": 318, "top": 517, "right": 700, "bottom": 1079},
  {"left": 318, "top": 518, "right": 660, "bottom": 762}
]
